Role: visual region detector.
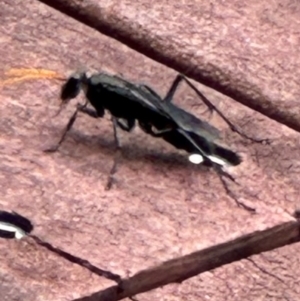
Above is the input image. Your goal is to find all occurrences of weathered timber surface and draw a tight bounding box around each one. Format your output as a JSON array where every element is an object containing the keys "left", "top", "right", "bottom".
[{"left": 0, "top": 0, "right": 300, "bottom": 301}]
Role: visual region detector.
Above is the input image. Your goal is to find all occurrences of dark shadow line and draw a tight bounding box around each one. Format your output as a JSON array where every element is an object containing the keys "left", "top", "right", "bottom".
[
  {"left": 70, "top": 219, "right": 300, "bottom": 301},
  {"left": 30, "top": 235, "right": 122, "bottom": 284}
]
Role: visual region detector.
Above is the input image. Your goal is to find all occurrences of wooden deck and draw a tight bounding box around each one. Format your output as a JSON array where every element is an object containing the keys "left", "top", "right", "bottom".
[{"left": 1, "top": 0, "right": 300, "bottom": 300}]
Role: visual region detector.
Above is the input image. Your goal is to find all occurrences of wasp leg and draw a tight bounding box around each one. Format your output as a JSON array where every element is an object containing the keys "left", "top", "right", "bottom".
[
  {"left": 66, "top": 107, "right": 127, "bottom": 190},
  {"left": 45, "top": 102, "right": 103, "bottom": 153},
  {"left": 77, "top": 103, "right": 105, "bottom": 118},
  {"left": 180, "top": 75, "right": 269, "bottom": 144},
  {"left": 45, "top": 108, "right": 80, "bottom": 153},
  {"left": 116, "top": 118, "right": 135, "bottom": 132},
  {"left": 164, "top": 74, "right": 215, "bottom": 117},
  {"left": 163, "top": 74, "right": 268, "bottom": 144},
  {"left": 164, "top": 74, "right": 184, "bottom": 101},
  {"left": 139, "top": 121, "right": 173, "bottom": 137},
  {"left": 105, "top": 118, "right": 123, "bottom": 190},
  {"left": 213, "top": 164, "right": 256, "bottom": 213},
  {"left": 77, "top": 106, "right": 99, "bottom": 118}
]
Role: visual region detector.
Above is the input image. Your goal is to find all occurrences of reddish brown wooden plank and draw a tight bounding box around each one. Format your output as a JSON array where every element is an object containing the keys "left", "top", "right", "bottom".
[
  {"left": 38, "top": 0, "right": 300, "bottom": 133},
  {"left": 74, "top": 220, "right": 300, "bottom": 301},
  {"left": 0, "top": 1, "right": 300, "bottom": 301}
]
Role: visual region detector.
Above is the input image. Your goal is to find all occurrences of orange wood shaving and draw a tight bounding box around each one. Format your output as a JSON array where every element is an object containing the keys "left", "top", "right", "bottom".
[{"left": 1, "top": 68, "right": 66, "bottom": 87}]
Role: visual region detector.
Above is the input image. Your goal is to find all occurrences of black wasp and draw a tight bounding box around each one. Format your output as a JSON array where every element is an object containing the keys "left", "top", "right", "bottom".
[{"left": 47, "top": 71, "right": 243, "bottom": 167}]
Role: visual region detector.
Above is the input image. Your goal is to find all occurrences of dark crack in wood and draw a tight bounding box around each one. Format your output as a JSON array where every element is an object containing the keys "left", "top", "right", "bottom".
[
  {"left": 71, "top": 220, "right": 300, "bottom": 301},
  {"left": 246, "top": 258, "right": 285, "bottom": 284},
  {"left": 30, "top": 235, "right": 122, "bottom": 284}
]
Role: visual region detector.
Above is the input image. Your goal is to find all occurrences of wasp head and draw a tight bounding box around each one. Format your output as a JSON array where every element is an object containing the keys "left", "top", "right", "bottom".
[{"left": 60, "top": 72, "right": 88, "bottom": 103}]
